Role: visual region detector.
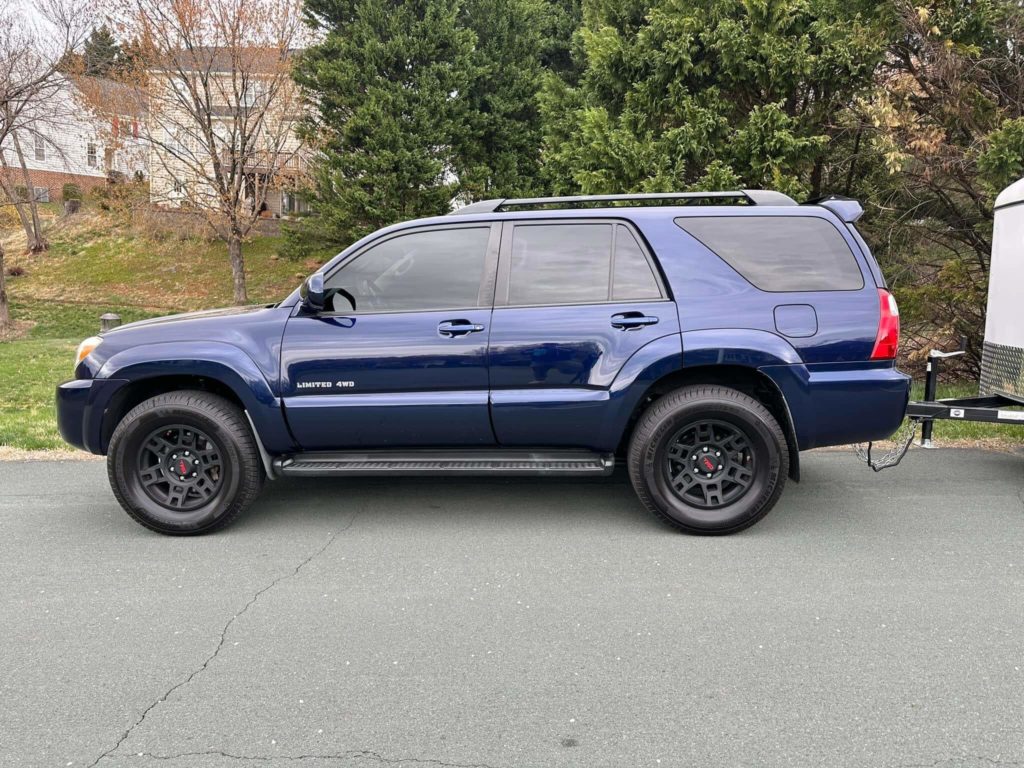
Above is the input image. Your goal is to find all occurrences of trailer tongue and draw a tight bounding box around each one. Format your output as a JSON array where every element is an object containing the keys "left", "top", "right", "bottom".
[{"left": 859, "top": 176, "right": 1024, "bottom": 471}]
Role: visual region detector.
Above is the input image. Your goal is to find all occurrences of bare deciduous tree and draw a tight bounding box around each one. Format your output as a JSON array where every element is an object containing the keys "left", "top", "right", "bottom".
[
  {"left": 0, "top": 0, "right": 91, "bottom": 331},
  {"left": 0, "top": 0, "right": 91, "bottom": 253},
  {"left": 112, "top": 0, "right": 307, "bottom": 304}
]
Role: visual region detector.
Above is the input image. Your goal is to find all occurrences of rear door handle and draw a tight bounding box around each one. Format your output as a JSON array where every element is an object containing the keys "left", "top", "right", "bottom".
[
  {"left": 611, "top": 312, "right": 659, "bottom": 331},
  {"left": 438, "top": 319, "right": 486, "bottom": 338}
]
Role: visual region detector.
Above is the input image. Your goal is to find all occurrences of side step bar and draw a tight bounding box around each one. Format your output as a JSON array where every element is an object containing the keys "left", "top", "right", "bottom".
[{"left": 273, "top": 449, "right": 615, "bottom": 478}]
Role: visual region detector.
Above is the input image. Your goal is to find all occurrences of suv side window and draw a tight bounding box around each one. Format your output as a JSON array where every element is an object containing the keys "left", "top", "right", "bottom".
[
  {"left": 504, "top": 222, "right": 664, "bottom": 306},
  {"left": 326, "top": 226, "right": 491, "bottom": 313},
  {"left": 612, "top": 225, "right": 661, "bottom": 300},
  {"left": 675, "top": 216, "right": 864, "bottom": 291}
]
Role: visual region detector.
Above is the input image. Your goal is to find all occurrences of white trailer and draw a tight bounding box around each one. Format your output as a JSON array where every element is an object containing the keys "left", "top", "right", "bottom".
[{"left": 980, "top": 177, "right": 1024, "bottom": 402}]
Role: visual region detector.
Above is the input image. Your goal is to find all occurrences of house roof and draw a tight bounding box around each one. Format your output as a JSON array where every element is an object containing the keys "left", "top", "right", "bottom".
[
  {"left": 151, "top": 47, "right": 295, "bottom": 75},
  {"left": 69, "top": 75, "right": 146, "bottom": 118}
]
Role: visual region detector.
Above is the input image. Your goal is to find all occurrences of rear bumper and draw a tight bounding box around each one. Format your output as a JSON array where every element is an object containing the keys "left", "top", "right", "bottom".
[
  {"left": 762, "top": 364, "right": 911, "bottom": 450},
  {"left": 56, "top": 378, "right": 129, "bottom": 454}
]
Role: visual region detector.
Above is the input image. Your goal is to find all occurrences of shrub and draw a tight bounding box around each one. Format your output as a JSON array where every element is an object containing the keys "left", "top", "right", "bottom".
[{"left": 61, "top": 183, "right": 83, "bottom": 201}]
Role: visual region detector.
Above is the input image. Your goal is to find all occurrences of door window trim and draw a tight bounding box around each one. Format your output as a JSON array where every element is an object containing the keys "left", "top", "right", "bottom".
[
  {"left": 493, "top": 218, "right": 669, "bottom": 309},
  {"left": 317, "top": 221, "right": 502, "bottom": 317}
]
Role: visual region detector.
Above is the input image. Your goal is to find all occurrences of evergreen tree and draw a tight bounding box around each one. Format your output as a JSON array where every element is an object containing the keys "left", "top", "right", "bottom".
[
  {"left": 454, "top": 0, "right": 547, "bottom": 200},
  {"left": 539, "top": 0, "right": 890, "bottom": 198},
  {"left": 82, "top": 25, "right": 121, "bottom": 77},
  {"left": 289, "top": 0, "right": 477, "bottom": 254}
]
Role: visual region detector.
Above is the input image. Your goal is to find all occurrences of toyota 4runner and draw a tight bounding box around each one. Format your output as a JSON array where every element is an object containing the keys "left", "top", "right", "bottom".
[{"left": 56, "top": 190, "right": 910, "bottom": 535}]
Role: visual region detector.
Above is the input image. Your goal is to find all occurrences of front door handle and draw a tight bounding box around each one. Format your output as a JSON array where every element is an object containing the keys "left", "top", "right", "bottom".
[
  {"left": 438, "top": 319, "right": 486, "bottom": 338},
  {"left": 611, "top": 312, "right": 659, "bottom": 331}
]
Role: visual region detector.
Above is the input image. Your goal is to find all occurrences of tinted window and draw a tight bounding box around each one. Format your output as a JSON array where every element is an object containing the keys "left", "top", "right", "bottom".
[
  {"left": 508, "top": 223, "right": 611, "bottom": 305},
  {"left": 328, "top": 227, "right": 490, "bottom": 312},
  {"left": 675, "top": 216, "right": 864, "bottom": 291},
  {"left": 612, "top": 225, "right": 661, "bottom": 300}
]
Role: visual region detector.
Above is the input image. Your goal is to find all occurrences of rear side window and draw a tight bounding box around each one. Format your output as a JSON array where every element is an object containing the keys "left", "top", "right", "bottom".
[
  {"left": 506, "top": 222, "right": 663, "bottom": 306},
  {"left": 675, "top": 216, "right": 864, "bottom": 291},
  {"left": 612, "top": 225, "right": 661, "bottom": 300}
]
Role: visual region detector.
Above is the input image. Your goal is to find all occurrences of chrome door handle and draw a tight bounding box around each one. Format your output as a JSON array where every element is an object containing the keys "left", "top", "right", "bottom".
[
  {"left": 611, "top": 312, "right": 659, "bottom": 330},
  {"left": 438, "top": 320, "right": 486, "bottom": 338}
]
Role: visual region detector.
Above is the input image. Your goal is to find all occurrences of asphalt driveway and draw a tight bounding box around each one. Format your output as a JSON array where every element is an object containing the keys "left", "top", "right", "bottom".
[{"left": 1, "top": 448, "right": 1022, "bottom": 768}]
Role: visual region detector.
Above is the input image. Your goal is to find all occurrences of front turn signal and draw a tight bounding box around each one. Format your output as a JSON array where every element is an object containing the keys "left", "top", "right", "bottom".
[{"left": 75, "top": 336, "right": 102, "bottom": 368}]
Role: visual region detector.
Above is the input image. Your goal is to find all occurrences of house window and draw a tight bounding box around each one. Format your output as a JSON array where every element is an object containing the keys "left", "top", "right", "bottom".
[
  {"left": 34, "top": 135, "right": 45, "bottom": 161},
  {"left": 168, "top": 129, "right": 188, "bottom": 156},
  {"left": 87, "top": 143, "right": 97, "bottom": 168},
  {"left": 282, "top": 191, "right": 309, "bottom": 215},
  {"left": 33, "top": 186, "right": 49, "bottom": 203}
]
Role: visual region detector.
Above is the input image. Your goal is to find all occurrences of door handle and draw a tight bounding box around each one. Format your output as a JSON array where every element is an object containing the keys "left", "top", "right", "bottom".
[
  {"left": 438, "top": 319, "right": 486, "bottom": 338},
  {"left": 611, "top": 312, "right": 659, "bottom": 330}
]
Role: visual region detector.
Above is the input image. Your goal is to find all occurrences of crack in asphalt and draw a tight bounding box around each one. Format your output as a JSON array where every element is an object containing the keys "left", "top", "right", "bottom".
[
  {"left": 87, "top": 508, "right": 363, "bottom": 768},
  {"left": 128, "top": 749, "right": 498, "bottom": 767}
]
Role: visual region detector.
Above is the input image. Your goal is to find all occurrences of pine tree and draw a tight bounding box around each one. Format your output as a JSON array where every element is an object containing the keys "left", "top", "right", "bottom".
[
  {"left": 539, "top": 0, "right": 890, "bottom": 198},
  {"left": 82, "top": 26, "right": 121, "bottom": 77},
  {"left": 288, "top": 0, "right": 477, "bottom": 254},
  {"left": 453, "top": 0, "right": 547, "bottom": 200}
]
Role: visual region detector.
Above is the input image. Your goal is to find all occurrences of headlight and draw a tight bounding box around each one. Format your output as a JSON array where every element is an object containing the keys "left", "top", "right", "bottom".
[{"left": 75, "top": 336, "right": 102, "bottom": 368}]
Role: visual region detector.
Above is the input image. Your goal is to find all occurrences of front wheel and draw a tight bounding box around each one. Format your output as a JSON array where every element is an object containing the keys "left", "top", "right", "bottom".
[
  {"left": 107, "top": 391, "right": 264, "bottom": 535},
  {"left": 628, "top": 385, "right": 788, "bottom": 535}
]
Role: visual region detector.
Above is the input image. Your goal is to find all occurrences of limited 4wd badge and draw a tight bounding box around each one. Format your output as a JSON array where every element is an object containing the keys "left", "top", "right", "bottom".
[{"left": 296, "top": 380, "right": 356, "bottom": 391}]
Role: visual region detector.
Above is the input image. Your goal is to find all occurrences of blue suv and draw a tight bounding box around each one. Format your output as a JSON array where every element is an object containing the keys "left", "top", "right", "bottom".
[{"left": 56, "top": 190, "right": 910, "bottom": 535}]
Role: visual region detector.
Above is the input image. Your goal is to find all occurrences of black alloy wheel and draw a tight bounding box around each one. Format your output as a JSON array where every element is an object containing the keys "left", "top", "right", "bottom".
[
  {"left": 663, "top": 419, "right": 755, "bottom": 509},
  {"left": 107, "top": 391, "right": 264, "bottom": 535}
]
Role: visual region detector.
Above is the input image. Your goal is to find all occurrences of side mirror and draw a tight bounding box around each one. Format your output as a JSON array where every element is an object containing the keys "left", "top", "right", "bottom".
[{"left": 300, "top": 272, "right": 325, "bottom": 313}]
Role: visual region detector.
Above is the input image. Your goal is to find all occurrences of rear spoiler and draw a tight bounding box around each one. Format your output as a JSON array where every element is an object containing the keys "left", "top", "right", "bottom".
[{"left": 805, "top": 195, "right": 863, "bottom": 223}]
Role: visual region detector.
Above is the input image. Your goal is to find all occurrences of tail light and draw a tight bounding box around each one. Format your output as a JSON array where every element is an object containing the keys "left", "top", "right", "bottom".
[{"left": 870, "top": 288, "right": 900, "bottom": 360}]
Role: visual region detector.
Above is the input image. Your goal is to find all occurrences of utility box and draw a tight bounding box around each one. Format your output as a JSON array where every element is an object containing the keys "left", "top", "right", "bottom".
[{"left": 981, "top": 178, "right": 1024, "bottom": 404}]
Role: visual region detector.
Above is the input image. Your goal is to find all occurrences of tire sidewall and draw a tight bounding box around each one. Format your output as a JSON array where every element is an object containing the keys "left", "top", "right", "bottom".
[
  {"left": 111, "top": 403, "right": 246, "bottom": 534},
  {"left": 638, "top": 398, "right": 783, "bottom": 533}
]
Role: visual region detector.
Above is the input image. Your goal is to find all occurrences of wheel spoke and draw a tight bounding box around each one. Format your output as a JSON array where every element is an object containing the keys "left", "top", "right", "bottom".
[
  {"left": 139, "top": 465, "right": 164, "bottom": 488},
  {"left": 671, "top": 468, "right": 697, "bottom": 491}
]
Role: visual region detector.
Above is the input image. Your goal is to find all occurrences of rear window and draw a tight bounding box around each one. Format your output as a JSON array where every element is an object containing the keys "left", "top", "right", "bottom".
[{"left": 674, "top": 216, "right": 864, "bottom": 291}]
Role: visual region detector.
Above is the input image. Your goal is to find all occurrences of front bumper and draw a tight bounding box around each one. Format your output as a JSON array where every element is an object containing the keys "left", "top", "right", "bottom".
[{"left": 56, "top": 378, "right": 129, "bottom": 454}]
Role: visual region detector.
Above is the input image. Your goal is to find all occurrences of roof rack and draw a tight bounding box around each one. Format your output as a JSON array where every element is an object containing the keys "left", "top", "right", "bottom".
[{"left": 450, "top": 189, "right": 797, "bottom": 215}]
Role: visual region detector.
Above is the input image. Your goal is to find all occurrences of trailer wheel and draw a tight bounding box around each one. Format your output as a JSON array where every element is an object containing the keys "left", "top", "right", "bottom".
[{"left": 628, "top": 385, "right": 788, "bottom": 534}]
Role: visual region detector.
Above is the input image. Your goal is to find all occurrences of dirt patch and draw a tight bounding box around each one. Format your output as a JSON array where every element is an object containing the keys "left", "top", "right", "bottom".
[
  {"left": 0, "top": 319, "right": 36, "bottom": 341},
  {"left": 0, "top": 446, "right": 103, "bottom": 462}
]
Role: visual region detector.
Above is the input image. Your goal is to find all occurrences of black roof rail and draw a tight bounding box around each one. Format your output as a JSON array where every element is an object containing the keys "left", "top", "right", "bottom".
[{"left": 449, "top": 189, "right": 797, "bottom": 215}]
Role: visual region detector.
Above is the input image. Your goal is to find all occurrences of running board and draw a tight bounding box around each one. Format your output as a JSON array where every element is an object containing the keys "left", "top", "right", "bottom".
[{"left": 273, "top": 449, "right": 615, "bottom": 477}]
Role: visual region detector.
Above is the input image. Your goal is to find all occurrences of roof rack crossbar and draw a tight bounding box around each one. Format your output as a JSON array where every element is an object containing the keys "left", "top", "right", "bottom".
[{"left": 448, "top": 189, "right": 797, "bottom": 215}]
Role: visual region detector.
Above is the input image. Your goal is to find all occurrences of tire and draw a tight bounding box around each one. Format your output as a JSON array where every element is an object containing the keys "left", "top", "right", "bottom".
[
  {"left": 628, "top": 385, "right": 788, "bottom": 535},
  {"left": 107, "top": 390, "right": 264, "bottom": 535}
]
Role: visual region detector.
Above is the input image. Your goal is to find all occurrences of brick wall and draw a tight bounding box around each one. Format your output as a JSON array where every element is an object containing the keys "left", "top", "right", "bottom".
[{"left": 1, "top": 168, "right": 108, "bottom": 203}]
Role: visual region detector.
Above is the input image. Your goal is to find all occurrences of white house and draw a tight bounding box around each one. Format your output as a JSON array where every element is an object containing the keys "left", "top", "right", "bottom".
[{"left": 0, "top": 75, "right": 147, "bottom": 203}]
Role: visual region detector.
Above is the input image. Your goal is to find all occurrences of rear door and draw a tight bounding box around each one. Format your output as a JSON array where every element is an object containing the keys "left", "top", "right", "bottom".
[{"left": 487, "top": 219, "right": 679, "bottom": 449}]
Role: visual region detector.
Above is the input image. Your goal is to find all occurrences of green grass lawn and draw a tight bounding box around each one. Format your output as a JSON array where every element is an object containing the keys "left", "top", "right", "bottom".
[{"left": 1, "top": 209, "right": 314, "bottom": 452}]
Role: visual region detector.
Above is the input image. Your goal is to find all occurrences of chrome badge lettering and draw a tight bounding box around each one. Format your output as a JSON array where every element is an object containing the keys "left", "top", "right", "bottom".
[{"left": 297, "top": 381, "right": 356, "bottom": 390}]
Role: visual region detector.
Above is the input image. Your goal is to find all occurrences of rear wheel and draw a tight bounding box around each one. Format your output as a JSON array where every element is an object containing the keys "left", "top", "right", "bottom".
[
  {"left": 107, "top": 391, "right": 263, "bottom": 535},
  {"left": 628, "top": 385, "right": 788, "bottom": 534}
]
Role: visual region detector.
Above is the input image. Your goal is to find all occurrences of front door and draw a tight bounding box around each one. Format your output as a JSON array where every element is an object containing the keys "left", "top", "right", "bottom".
[
  {"left": 281, "top": 223, "right": 500, "bottom": 450},
  {"left": 487, "top": 220, "right": 678, "bottom": 449}
]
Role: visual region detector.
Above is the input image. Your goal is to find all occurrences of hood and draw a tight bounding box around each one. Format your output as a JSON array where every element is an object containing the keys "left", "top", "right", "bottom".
[{"left": 103, "top": 304, "right": 273, "bottom": 335}]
